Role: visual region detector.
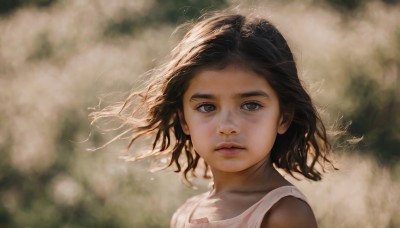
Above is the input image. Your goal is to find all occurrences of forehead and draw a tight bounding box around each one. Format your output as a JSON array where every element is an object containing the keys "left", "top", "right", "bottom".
[{"left": 185, "top": 65, "right": 277, "bottom": 97}]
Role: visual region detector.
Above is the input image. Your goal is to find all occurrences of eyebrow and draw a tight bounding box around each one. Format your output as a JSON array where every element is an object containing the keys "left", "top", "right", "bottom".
[
  {"left": 189, "top": 93, "right": 215, "bottom": 101},
  {"left": 189, "top": 90, "right": 269, "bottom": 101},
  {"left": 239, "top": 91, "right": 269, "bottom": 98}
]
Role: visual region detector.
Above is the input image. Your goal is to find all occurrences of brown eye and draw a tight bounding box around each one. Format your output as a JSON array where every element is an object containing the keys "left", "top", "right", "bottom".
[
  {"left": 197, "top": 104, "right": 216, "bottom": 113},
  {"left": 241, "top": 102, "right": 262, "bottom": 111}
]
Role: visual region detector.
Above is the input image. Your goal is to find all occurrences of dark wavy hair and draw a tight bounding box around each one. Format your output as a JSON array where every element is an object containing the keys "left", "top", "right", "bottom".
[{"left": 90, "top": 13, "right": 335, "bottom": 183}]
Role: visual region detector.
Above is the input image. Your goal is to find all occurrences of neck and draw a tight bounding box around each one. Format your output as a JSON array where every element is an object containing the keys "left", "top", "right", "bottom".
[{"left": 209, "top": 158, "right": 284, "bottom": 195}]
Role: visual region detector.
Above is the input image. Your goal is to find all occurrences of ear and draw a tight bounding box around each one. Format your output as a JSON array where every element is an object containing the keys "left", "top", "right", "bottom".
[
  {"left": 178, "top": 110, "right": 190, "bottom": 135},
  {"left": 277, "top": 106, "right": 294, "bottom": 135}
]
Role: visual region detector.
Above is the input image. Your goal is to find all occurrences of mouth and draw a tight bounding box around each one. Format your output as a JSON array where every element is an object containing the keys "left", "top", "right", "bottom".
[{"left": 215, "top": 142, "right": 245, "bottom": 155}]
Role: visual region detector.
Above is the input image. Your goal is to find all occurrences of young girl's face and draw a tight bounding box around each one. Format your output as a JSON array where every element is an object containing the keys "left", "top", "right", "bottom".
[{"left": 179, "top": 64, "right": 290, "bottom": 173}]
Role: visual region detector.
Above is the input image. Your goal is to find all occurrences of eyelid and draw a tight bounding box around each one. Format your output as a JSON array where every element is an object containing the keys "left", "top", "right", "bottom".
[
  {"left": 243, "top": 100, "right": 264, "bottom": 105},
  {"left": 194, "top": 102, "right": 212, "bottom": 109}
]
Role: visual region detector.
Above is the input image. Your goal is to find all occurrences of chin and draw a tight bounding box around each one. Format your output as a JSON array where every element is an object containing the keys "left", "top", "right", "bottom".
[{"left": 214, "top": 164, "right": 250, "bottom": 173}]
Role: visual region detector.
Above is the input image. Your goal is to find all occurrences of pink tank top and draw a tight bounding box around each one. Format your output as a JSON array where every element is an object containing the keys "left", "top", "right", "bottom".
[{"left": 171, "top": 186, "right": 308, "bottom": 228}]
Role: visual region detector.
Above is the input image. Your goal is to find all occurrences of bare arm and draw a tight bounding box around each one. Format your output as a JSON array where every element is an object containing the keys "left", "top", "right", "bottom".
[{"left": 260, "top": 196, "right": 318, "bottom": 228}]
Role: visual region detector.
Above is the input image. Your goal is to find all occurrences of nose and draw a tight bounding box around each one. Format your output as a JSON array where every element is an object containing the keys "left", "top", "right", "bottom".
[{"left": 217, "top": 109, "right": 240, "bottom": 135}]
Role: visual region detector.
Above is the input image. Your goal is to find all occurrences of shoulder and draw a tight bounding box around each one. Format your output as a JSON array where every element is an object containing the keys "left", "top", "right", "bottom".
[
  {"left": 170, "top": 193, "right": 207, "bottom": 228},
  {"left": 181, "top": 192, "right": 207, "bottom": 208},
  {"left": 173, "top": 192, "right": 206, "bottom": 216},
  {"left": 260, "top": 196, "right": 318, "bottom": 228}
]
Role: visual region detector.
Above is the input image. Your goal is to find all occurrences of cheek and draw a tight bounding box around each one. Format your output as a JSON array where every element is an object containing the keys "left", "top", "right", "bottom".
[
  {"left": 246, "top": 115, "right": 280, "bottom": 145},
  {"left": 247, "top": 127, "right": 278, "bottom": 156},
  {"left": 185, "top": 119, "right": 214, "bottom": 152},
  {"left": 250, "top": 124, "right": 277, "bottom": 140},
  {"left": 188, "top": 123, "right": 212, "bottom": 143}
]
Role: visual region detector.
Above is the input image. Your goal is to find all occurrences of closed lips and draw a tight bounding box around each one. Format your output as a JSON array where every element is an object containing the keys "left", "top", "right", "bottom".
[{"left": 215, "top": 143, "right": 245, "bottom": 150}]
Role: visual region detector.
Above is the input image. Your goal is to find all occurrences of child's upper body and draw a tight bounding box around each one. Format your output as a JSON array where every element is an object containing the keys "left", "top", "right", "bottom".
[
  {"left": 91, "top": 12, "right": 334, "bottom": 228},
  {"left": 170, "top": 64, "right": 318, "bottom": 228}
]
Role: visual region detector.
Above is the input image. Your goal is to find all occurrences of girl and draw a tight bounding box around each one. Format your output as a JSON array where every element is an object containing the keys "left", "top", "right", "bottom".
[{"left": 91, "top": 12, "right": 334, "bottom": 228}]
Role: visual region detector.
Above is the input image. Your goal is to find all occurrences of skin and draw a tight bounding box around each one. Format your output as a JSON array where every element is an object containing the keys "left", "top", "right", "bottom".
[{"left": 178, "top": 64, "right": 318, "bottom": 227}]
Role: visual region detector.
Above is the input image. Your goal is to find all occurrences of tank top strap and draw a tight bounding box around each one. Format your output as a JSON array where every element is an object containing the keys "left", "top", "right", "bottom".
[{"left": 244, "top": 186, "right": 308, "bottom": 227}]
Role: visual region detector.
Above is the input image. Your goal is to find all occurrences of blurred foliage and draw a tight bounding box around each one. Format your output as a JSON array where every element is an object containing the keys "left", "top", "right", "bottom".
[
  {"left": 333, "top": 33, "right": 400, "bottom": 165},
  {"left": 104, "top": 0, "right": 228, "bottom": 37},
  {"left": 325, "top": 0, "right": 365, "bottom": 11},
  {"left": 2, "top": 0, "right": 400, "bottom": 16},
  {"left": 342, "top": 68, "right": 400, "bottom": 164},
  {"left": 0, "top": 0, "right": 57, "bottom": 15},
  {"left": 28, "top": 32, "right": 53, "bottom": 61},
  {"left": 321, "top": 0, "right": 400, "bottom": 11}
]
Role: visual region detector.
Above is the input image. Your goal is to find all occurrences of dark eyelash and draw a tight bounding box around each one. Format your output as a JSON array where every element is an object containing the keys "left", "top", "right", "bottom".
[
  {"left": 243, "top": 101, "right": 263, "bottom": 106},
  {"left": 195, "top": 102, "right": 211, "bottom": 109}
]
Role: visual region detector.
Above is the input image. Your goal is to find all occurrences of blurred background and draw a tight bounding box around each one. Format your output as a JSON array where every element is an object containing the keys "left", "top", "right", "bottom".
[{"left": 0, "top": 0, "right": 399, "bottom": 227}]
